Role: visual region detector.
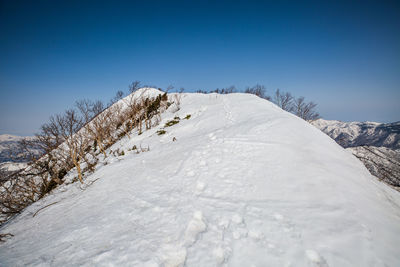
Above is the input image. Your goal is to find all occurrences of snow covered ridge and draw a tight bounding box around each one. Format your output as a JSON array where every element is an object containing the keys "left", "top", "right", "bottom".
[
  {"left": 311, "top": 118, "right": 400, "bottom": 149},
  {"left": 1, "top": 92, "right": 400, "bottom": 266}
]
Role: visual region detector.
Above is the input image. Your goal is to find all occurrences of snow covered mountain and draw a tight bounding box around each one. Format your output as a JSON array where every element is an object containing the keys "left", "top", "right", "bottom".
[
  {"left": 311, "top": 119, "right": 400, "bottom": 189},
  {"left": 0, "top": 134, "right": 28, "bottom": 163},
  {"left": 0, "top": 135, "right": 33, "bottom": 175},
  {"left": 311, "top": 119, "right": 400, "bottom": 149},
  {"left": 1, "top": 90, "right": 400, "bottom": 266}
]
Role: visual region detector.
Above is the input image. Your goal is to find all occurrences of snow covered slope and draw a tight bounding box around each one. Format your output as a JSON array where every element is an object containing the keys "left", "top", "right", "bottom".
[
  {"left": 311, "top": 119, "right": 400, "bottom": 149},
  {"left": 1, "top": 92, "right": 400, "bottom": 266}
]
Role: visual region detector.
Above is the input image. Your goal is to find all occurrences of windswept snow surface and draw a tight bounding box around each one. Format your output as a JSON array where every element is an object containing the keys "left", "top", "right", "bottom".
[{"left": 1, "top": 92, "right": 400, "bottom": 266}]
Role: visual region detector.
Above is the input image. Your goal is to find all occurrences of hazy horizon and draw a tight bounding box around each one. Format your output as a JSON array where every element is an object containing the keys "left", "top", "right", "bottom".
[{"left": 1, "top": 0, "right": 399, "bottom": 136}]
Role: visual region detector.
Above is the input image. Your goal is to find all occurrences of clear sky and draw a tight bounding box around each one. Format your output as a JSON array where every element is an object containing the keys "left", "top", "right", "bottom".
[{"left": 1, "top": 0, "right": 399, "bottom": 135}]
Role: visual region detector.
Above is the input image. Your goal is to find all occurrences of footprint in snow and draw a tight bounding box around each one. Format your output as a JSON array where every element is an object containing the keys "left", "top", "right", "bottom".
[
  {"left": 248, "top": 230, "right": 264, "bottom": 241},
  {"left": 305, "top": 250, "right": 329, "bottom": 267},
  {"left": 232, "top": 228, "right": 248, "bottom": 239},
  {"left": 208, "top": 133, "right": 217, "bottom": 141},
  {"left": 186, "top": 170, "right": 195, "bottom": 177},
  {"left": 213, "top": 247, "right": 226, "bottom": 264},
  {"left": 184, "top": 211, "right": 207, "bottom": 246},
  {"left": 231, "top": 214, "right": 244, "bottom": 224},
  {"left": 273, "top": 213, "right": 284, "bottom": 221},
  {"left": 218, "top": 173, "right": 226, "bottom": 178},
  {"left": 193, "top": 151, "right": 202, "bottom": 156},
  {"left": 196, "top": 181, "right": 206, "bottom": 192},
  {"left": 161, "top": 245, "right": 187, "bottom": 267},
  {"left": 218, "top": 218, "right": 230, "bottom": 229}
]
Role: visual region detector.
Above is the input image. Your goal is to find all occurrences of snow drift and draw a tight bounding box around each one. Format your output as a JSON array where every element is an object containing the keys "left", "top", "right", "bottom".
[{"left": 1, "top": 90, "right": 399, "bottom": 266}]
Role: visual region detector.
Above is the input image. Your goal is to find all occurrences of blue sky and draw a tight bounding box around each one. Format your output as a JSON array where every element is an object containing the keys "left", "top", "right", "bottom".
[{"left": 1, "top": 0, "right": 399, "bottom": 135}]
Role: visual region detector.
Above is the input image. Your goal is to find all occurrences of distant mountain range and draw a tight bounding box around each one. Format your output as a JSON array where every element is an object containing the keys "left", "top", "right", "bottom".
[
  {"left": 311, "top": 119, "right": 400, "bottom": 150},
  {"left": 0, "top": 134, "right": 37, "bottom": 175},
  {"left": 311, "top": 119, "right": 400, "bottom": 188},
  {"left": 0, "top": 134, "right": 30, "bottom": 163}
]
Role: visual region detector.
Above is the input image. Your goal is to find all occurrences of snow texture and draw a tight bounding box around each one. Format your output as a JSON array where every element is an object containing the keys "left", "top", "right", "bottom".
[{"left": 1, "top": 92, "right": 400, "bottom": 266}]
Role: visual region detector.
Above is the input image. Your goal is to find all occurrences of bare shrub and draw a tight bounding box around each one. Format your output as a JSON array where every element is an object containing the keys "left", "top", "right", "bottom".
[{"left": 157, "top": 130, "right": 166, "bottom": 135}]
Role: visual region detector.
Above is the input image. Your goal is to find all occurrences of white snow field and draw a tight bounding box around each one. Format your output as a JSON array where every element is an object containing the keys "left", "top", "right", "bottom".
[{"left": 1, "top": 90, "right": 400, "bottom": 266}]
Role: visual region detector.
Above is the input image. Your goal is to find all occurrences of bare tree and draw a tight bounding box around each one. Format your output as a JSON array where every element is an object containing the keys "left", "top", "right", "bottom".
[
  {"left": 56, "top": 109, "right": 87, "bottom": 183},
  {"left": 273, "top": 89, "right": 293, "bottom": 112},
  {"left": 92, "top": 100, "right": 104, "bottom": 115},
  {"left": 293, "top": 96, "right": 320, "bottom": 121},
  {"left": 20, "top": 116, "right": 73, "bottom": 190},
  {"left": 0, "top": 171, "right": 42, "bottom": 224},
  {"left": 212, "top": 86, "right": 236, "bottom": 94},
  {"left": 129, "top": 80, "right": 142, "bottom": 93},
  {"left": 76, "top": 99, "right": 110, "bottom": 157},
  {"left": 76, "top": 99, "right": 95, "bottom": 124},
  {"left": 293, "top": 96, "right": 305, "bottom": 118},
  {"left": 245, "top": 84, "right": 269, "bottom": 99},
  {"left": 225, "top": 85, "right": 237, "bottom": 94},
  {"left": 1, "top": 115, "right": 70, "bottom": 223},
  {"left": 108, "top": 90, "right": 125, "bottom": 107},
  {"left": 1, "top": 84, "right": 176, "bottom": 226},
  {"left": 302, "top": 101, "right": 320, "bottom": 121}
]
